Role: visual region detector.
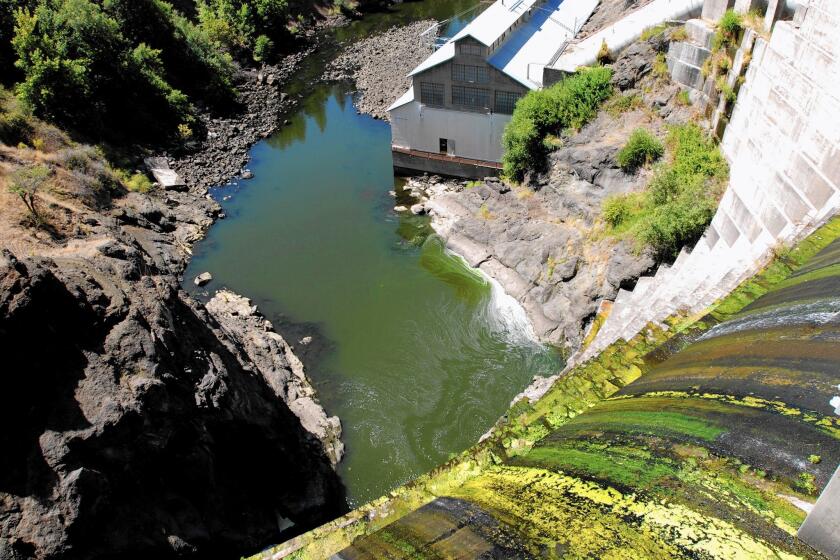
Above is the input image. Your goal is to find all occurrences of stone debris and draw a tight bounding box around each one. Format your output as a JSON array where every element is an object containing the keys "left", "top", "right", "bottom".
[{"left": 323, "top": 20, "right": 437, "bottom": 120}]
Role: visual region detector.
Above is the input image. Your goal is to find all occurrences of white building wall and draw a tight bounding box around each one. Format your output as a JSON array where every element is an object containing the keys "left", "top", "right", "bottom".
[{"left": 391, "top": 102, "right": 510, "bottom": 163}]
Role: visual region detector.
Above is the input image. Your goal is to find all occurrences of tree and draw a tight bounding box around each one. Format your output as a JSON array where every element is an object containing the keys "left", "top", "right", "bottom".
[
  {"left": 11, "top": 0, "right": 226, "bottom": 142},
  {"left": 8, "top": 163, "right": 50, "bottom": 225}
]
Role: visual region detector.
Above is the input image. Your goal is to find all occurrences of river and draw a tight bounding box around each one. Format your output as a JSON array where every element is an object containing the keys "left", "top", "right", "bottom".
[{"left": 184, "top": 0, "right": 562, "bottom": 506}]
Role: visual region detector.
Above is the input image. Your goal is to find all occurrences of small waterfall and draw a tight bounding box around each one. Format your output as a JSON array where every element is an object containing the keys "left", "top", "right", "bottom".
[
  {"left": 420, "top": 235, "right": 539, "bottom": 347},
  {"left": 481, "top": 273, "right": 540, "bottom": 347}
]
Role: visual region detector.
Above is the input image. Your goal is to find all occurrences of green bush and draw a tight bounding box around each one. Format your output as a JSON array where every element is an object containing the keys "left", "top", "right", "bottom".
[
  {"left": 719, "top": 9, "right": 742, "bottom": 39},
  {"left": 253, "top": 34, "right": 274, "bottom": 62},
  {"left": 10, "top": 0, "right": 237, "bottom": 143},
  {"left": 197, "top": 0, "right": 292, "bottom": 61},
  {"left": 503, "top": 66, "right": 613, "bottom": 180},
  {"left": 0, "top": 108, "right": 32, "bottom": 145},
  {"left": 603, "top": 123, "right": 728, "bottom": 259},
  {"left": 596, "top": 40, "right": 611, "bottom": 65},
  {"left": 616, "top": 128, "right": 663, "bottom": 171},
  {"left": 120, "top": 170, "right": 154, "bottom": 192},
  {"left": 602, "top": 195, "right": 631, "bottom": 227}
]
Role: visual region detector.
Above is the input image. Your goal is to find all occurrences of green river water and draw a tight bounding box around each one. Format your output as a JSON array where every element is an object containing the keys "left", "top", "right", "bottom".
[{"left": 184, "top": 2, "right": 562, "bottom": 506}]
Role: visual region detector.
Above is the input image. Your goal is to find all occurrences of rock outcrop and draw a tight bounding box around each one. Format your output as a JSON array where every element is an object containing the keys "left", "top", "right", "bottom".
[
  {"left": 0, "top": 237, "right": 346, "bottom": 560},
  {"left": 206, "top": 290, "right": 344, "bottom": 467},
  {"left": 0, "top": 117, "right": 347, "bottom": 559}
]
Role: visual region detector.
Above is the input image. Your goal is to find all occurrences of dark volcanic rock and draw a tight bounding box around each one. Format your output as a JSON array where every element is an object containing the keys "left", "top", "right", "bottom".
[{"left": 0, "top": 249, "right": 347, "bottom": 560}]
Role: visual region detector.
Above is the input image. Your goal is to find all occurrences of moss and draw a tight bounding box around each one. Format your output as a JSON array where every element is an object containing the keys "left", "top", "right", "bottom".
[
  {"left": 516, "top": 443, "right": 677, "bottom": 489},
  {"left": 640, "top": 24, "right": 669, "bottom": 41},
  {"left": 450, "top": 466, "right": 803, "bottom": 559}
]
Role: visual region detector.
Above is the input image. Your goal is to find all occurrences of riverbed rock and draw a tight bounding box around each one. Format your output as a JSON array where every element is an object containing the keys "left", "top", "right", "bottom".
[
  {"left": 410, "top": 203, "right": 426, "bottom": 215},
  {"left": 194, "top": 271, "right": 213, "bottom": 286},
  {"left": 0, "top": 248, "right": 347, "bottom": 560},
  {"left": 394, "top": 205, "right": 408, "bottom": 212},
  {"left": 206, "top": 290, "right": 345, "bottom": 467},
  {"left": 166, "top": 46, "right": 316, "bottom": 193},
  {"left": 242, "top": 169, "right": 254, "bottom": 180}
]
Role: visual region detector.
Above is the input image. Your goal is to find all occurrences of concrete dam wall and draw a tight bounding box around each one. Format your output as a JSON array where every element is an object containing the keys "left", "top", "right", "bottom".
[{"left": 575, "top": 0, "right": 840, "bottom": 366}]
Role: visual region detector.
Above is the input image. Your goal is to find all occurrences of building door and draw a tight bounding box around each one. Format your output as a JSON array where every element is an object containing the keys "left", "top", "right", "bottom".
[{"left": 439, "top": 138, "right": 447, "bottom": 154}]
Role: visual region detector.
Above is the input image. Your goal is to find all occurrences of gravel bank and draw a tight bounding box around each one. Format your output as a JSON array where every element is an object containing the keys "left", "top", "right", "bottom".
[{"left": 324, "top": 20, "right": 437, "bottom": 120}]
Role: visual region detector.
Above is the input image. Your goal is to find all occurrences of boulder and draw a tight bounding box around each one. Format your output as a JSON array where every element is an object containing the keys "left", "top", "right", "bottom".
[{"left": 194, "top": 271, "right": 213, "bottom": 286}]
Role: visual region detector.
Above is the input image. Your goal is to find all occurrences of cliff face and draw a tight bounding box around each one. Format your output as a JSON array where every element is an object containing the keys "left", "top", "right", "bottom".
[
  {"left": 418, "top": 32, "right": 688, "bottom": 349},
  {"left": 0, "top": 243, "right": 346, "bottom": 559},
  {"left": 0, "top": 113, "right": 346, "bottom": 558}
]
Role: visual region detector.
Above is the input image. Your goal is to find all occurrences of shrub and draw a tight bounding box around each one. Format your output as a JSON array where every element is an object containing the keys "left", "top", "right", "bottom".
[
  {"left": 9, "top": 163, "right": 51, "bottom": 225},
  {"left": 671, "top": 27, "right": 688, "bottom": 42},
  {"left": 716, "top": 77, "right": 737, "bottom": 103},
  {"left": 653, "top": 53, "right": 669, "bottom": 79},
  {"left": 676, "top": 90, "right": 691, "bottom": 106},
  {"left": 123, "top": 171, "right": 154, "bottom": 192},
  {"left": 198, "top": 0, "right": 292, "bottom": 60},
  {"left": 0, "top": 108, "right": 32, "bottom": 145},
  {"left": 719, "top": 9, "right": 742, "bottom": 39},
  {"left": 503, "top": 66, "right": 613, "bottom": 179},
  {"left": 596, "top": 40, "right": 611, "bottom": 65},
  {"left": 603, "top": 195, "right": 631, "bottom": 227},
  {"left": 253, "top": 34, "right": 274, "bottom": 62},
  {"left": 616, "top": 128, "right": 664, "bottom": 171}
]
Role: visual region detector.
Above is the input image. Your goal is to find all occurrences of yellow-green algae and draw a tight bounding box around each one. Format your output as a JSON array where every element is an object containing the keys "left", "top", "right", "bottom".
[
  {"left": 450, "top": 466, "right": 803, "bottom": 559},
  {"left": 251, "top": 217, "right": 840, "bottom": 559}
]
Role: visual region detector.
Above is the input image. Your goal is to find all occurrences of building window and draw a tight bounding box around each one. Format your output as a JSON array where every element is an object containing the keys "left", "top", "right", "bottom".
[
  {"left": 452, "top": 85, "right": 490, "bottom": 109},
  {"left": 452, "top": 63, "right": 489, "bottom": 84},
  {"left": 459, "top": 43, "right": 484, "bottom": 56},
  {"left": 420, "top": 82, "right": 444, "bottom": 106},
  {"left": 494, "top": 91, "right": 521, "bottom": 114}
]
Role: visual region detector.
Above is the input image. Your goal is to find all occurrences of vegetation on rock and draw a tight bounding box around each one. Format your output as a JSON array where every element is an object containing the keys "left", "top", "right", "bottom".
[
  {"left": 603, "top": 123, "right": 728, "bottom": 259},
  {"left": 502, "top": 66, "right": 613, "bottom": 180},
  {"left": 615, "top": 128, "right": 663, "bottom": 171}
]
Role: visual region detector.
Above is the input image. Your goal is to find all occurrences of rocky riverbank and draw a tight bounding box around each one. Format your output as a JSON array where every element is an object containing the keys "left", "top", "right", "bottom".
[
  {"left": 167, "top": 48, "right": 314, "bottom": 192},
  {"left": 206, "top": 290, "right": 345, "bottom": 466},
  {"left": 323, "top": 20, "right": 437, "bottom": 120},
  {"left": 406, "top": 32, "right": 695, "bottom": 351},
  {"left": 0, "top": 195, "right": 348, "bottom": 559}
]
